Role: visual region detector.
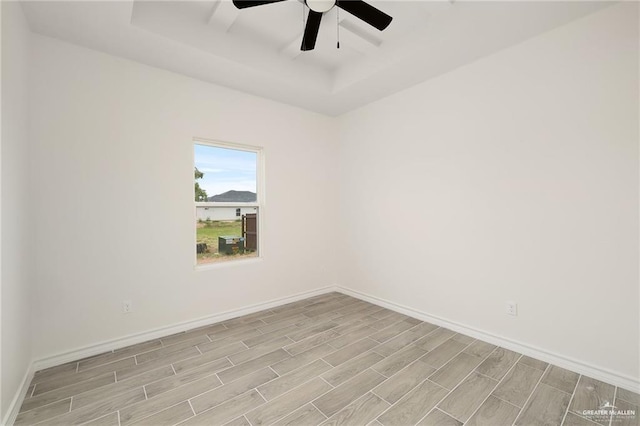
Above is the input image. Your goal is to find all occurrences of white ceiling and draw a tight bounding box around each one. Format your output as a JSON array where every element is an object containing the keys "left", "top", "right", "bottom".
[{"left": 21, "top": 1, "right": 612, "bottom": 116}]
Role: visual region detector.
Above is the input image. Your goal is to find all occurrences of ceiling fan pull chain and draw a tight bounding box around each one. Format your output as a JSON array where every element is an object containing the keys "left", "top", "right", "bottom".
[{"left": 336, "top": 1, "right": 340, "bottom": 49}]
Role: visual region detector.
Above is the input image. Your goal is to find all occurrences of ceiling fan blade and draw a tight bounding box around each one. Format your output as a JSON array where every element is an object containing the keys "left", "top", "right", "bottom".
[
  {"left": 337, "top": 0, "right": 392, "bottom": 31},
  {"left": 301, "top": 10, "right": 323, "bottom": 51},
  {"left": 232, "top": 0, "right": 288, "bottom": 9}
]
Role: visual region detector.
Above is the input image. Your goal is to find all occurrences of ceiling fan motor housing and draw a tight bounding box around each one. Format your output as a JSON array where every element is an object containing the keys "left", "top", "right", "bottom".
[{"left": 305, "top": 0, "right": 337, "bottom": 13}]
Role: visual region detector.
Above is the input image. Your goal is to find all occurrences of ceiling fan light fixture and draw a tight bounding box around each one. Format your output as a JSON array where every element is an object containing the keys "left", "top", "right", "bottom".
[{"left": 305, "top": 0, "right": 336, "bottom": 13}]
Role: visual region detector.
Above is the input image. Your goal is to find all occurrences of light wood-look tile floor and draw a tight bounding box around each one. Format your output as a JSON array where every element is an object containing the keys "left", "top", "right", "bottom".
[{"left": 16, "top": 293, "right": 639, "bottom": 426}]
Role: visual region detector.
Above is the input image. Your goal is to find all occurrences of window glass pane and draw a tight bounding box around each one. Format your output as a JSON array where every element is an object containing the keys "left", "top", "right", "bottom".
[
  {"left": 194, "top": 144, "right": 257, "bottom": 201},
  {"left": 195, "top": 143, "right": 259, "bottom": 265}
]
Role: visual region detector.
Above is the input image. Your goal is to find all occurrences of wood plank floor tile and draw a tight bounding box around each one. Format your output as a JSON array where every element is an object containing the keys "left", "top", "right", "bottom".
[
  {"left": 174, "top": 342, "right": 246, "bottom": 373},
  {"left": 373, "top": 359, "right": 436, "bottom": 404},
  {"left": 617, "top": 388, "right": 640, "bottom": 406},
  {"left": 245, "top": 378, "right": 332, "bottom": 425},
  {"left": 610, "top": 398, "right": 639, "bottom": 426},
  {"left": 413, "top": 328, "right": 456, "bottom": 351},
  {"left": 161, "top": 324, "right": 226, "bottom": 346},
  {"left": 49, "top": 388, "right": 146, "bottom": 426},
  {"left": 136, "top": 335, "right": 210, "bottom": 364},
  {"left": 323, "top": 339, "right": 378, "bottom": 367},
  {"left": 429, "top": 353, "right": 484, "bottom": 390},
  {"left": 32, "top": 362, "right": 78, "bottom": 384},
  {"left": 177, "top": 390, "right": 266, "bottom": 426},
  {"left": 377, "top": 380, "right": 448, "bottom": 426},
  {"left": 464, "top": 341, "right": 497, "bottom": 359},
  {"left": 437, "top": 371, "right": 498, "bottom": 422},
  {"left": 14, "top": 398, "right": 71, "bottom": 426},
  {"left": 217, "top": 349, "right": 290, "bottom": 383},
  {"left": 34, "top": 357, "right": 135, "bottom": 395},
  {"left": 541, "top": 365, "right": 580, "bottom": 394},
  {"left": 208, "top": 321, "right": 265, "bottom": 341},
  {"left": 416, "top": 408, "right": 462, "bottom": 426},
  {"left": 492, "top": 362, "right": 544, "bottom": 408},
  {"left": 563, "top": 412, "right": 602, "bottom": 426},
  {"left": 271, "top": 344, "right": 335, "bottom": 375},
  {"left": 369, "top": 320, "right": 417, "bottom": 344},
  {"left": 518, "top": 355, "right": 549, "bottom": 371},
  {"left": 568, "top": 376, "right": 615, "bottom": 425},
  {"left": 321, "top": 352, "right": 383, "bottom": 387},
  {"left": 332, "top": 320, "right": 373, "bottom": 336},
  {"left": 374, "top": 323, "right": 437, "bottom": 357},
  {"left": 191, "top": 368, "right": 278, "bottom": 414},
  {"left": 272, "top": 404, "right": 326, "bottom": 426},
  {"left": 83, "top": 412, "right": 120, "bottom": 426},
  {"left": 465, "top": 395, "right": 520, "bottom": 426},
  {"left": 78, "top": 348, "right": 148, "bottom": 372},
  {"left": 119, "top": 373, "right": 223, "bottom": 425},
  {"left": 451, "top": 334, "right": 475, "bottom": 345},
  {"left": 320, "top": 392, "right": 390, "bottom": 426},
  {"left": 286, "top": 322, "right": 339, "bottom": 342},
  {"left": 284, "top": 330, "right": 341, "bottom": 356},
  {"left": 144, "top": 357, "right": 229, "bottom": 399},
  {"left": 475, "top": 347, "right": 520, "bottom": 380},
  {"left": 228, "top": 336, "right": 293, "bottom": 364},
  {"left": 369, "top": 308, "right": 395, "bottom": 320},
  {"left": 19, "top": 373, "right": 114, "bottom": 413},
  {"left": 130, "top": 401, "right": 194, "bottom": 425},
  {"left": 198, "top": 329, "right": 262, "bottom": 352},
  {"left": 224, "top": 415, "right": 252, "bottom": 426},
  {"left": 72, "top": 366, "right": 174, "bottom": 410},
  {"left": 419, "top": 339, "right": 467, "bottom": 369},
  {"left": 224, "top": 312, "right": 269, "bottom": 327},
  {"left": 368, "top": 315, "right": 406, "bottom": 331},
  {"left": 243, "top": 324, "right": 300, "bottom": 348},
  {"left": 372, "top": 345, "right": 426, "bottom": 377},
  {"left": 515, "top": 382, "right": 571, "bottom": 426},
  {"left": 257, "top": 315, "right": 313, "bottom": 334},
  {"left": 258, "top": 359, "right": 332, "bottom": 400},
  {"left": 313, "top": 369, "right": 386, "bottom": 418},
  {"left": 327, "top": 326, "right": 377, "bottom": 350},
  {"left": 116, "top": 348, "right": 200, "bottom": 382},
  {"left": 266, "top": 308, "right": 316, "bottom": 324}
]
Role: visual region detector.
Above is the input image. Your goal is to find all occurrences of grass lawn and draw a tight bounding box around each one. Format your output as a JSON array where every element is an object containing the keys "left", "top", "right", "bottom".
[{"left": 196, "top": 220, "right": 256, "bottom": 264}]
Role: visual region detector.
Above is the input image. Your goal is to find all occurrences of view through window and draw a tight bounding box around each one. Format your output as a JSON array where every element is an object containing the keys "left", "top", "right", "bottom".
[{"left": 194, "top": 142, "right": 260, "bottom": 265}]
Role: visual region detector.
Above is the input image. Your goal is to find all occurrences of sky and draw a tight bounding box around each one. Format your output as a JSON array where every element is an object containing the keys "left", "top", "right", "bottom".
[{"left": 194, "top": 144, "right": 257, "bottom": 198}]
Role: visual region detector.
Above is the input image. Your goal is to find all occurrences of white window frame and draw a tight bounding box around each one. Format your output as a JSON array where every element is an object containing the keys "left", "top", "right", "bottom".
[{"left": 193, "top": 138, "right": 264, "bottom": 269}]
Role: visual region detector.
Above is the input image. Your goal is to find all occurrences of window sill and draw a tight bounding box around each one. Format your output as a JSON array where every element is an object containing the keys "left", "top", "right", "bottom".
[{"left": 194, "top": 256, "right": 263, "bottom": 271}]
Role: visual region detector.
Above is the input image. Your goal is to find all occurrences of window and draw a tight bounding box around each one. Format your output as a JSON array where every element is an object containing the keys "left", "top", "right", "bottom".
[{"left": 194, "top": 140, "right": 262, "bottom": 265}]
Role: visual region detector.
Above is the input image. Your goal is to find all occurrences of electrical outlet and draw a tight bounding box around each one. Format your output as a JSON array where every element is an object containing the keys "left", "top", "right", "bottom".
[
  {"left": 123, "top": 300, "right": 133, "bottom": 314},
  {"left": 506, "top": 301, "right": 518, "bottom": 316}
]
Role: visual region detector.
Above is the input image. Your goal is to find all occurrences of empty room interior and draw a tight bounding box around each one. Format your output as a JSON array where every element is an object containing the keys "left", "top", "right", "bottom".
[{"left": 1, "top": 0, "right": 639, "bottom": 425}]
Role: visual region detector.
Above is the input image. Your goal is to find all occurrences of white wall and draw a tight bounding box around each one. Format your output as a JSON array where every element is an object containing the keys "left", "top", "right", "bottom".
[
  {"left": 338, "top": 3, "right": 639, "bottom": 383},
  {"left": 1, "top": 2, "right": 33, "bottom": 420},
  {"left": 29, "top": 34, "right": 339, "bottom": 360}
]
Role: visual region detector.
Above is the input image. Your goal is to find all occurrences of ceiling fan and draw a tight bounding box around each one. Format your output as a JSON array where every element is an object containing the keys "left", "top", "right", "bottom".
[{"left": 231, "top": 0, "right": 393, "bottom": 51}]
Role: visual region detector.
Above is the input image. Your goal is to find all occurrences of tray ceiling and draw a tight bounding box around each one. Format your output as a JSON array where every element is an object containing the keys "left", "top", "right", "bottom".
[{"left": 21, "top": 1, "right": 611, "bottom": 116}]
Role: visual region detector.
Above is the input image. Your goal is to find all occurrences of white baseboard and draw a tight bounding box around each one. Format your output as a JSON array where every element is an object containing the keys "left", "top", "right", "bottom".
[
  {"left": 337, "top": 286, "right": 640, "bottom": 394},
  {"left": 2, "top": 364, "right": 35, "bottom": 426},
  {"left": 33, "top": 285, "right": 338, "bottom": 372}
]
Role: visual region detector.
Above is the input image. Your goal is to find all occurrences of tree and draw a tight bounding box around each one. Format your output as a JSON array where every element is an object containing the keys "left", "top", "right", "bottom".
[{"left": 195, "top": 167, "right": 208, "bottom": 201}]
